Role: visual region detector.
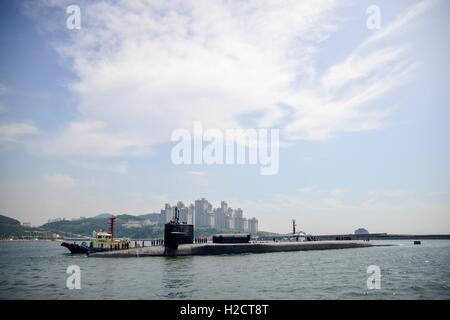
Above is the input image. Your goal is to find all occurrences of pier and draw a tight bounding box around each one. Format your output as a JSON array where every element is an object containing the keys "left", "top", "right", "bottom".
[{"left": 89, "top": 240, "right": 381, "bottom": 257}]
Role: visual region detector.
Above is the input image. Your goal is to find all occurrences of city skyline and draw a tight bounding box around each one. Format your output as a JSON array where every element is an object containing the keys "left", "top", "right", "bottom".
[{"left": 0, "top": 1, "right": 449, "bottom": 234}]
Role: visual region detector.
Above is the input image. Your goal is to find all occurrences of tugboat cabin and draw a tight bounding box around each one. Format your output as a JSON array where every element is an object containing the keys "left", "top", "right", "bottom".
[
  {"left": 93, "top": 232, "right": 112, "bottom": 248},
  {"left": 93, "top": 231, "right": 129, "bottom": 249}
]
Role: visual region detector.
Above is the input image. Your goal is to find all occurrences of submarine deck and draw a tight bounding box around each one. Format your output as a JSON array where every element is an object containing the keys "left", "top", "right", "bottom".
[{"left": 89, "top": 240, "right": 383, "bottom": 257}]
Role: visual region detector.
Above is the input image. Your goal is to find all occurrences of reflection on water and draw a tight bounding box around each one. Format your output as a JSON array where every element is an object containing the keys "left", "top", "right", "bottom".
[{"left": 0, "top": 240, "right": 449, "bottom": 299}]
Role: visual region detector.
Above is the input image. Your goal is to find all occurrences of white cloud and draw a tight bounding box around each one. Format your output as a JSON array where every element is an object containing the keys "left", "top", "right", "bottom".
[
  {"left": 330, "top": 188, "right": 348, "bottom": 198},
  {"left": 187, "top": 170, "right": 208, "bottom": 185},
  {"left": 329, "top": 0, "right": 434, "bottom": 82},
  {"left": 72, "top": 160, "right": 129, "bottom": 174},
  {"left": 427, "top": 190, "right": 450, "bottom": 197},
  {"left": 362, "top": 0, "right": 435, "bottom": 48},
  {"left": 42, "top": 120, "right": 147, "bottom": 157},
  {"left": 296, "top": 186, "right": 317, "bottom": 193},
  {"left": 321, "top": 46, "right": 408, "bottom": 90},
  {"left": 28, "top": 0, "right": 433, "bottom": 155},
  {"left": 0, "top": 83, "right": 9, "bottom": 113},
  {"left": 187, "top": 170, "right": 206, "bottom": 176},
  {"left": 32, "top": 0, "right": 338, "bottom": 155},
  {"left": 44, "top": 173, "right": 78, "bottom": 189},
  {"left": 0, "top": 122, "right": 38, "bottom": 145},
  {"left": 0, "top": 84, "right": 38, "bottom": 146},
  {"left": 368, "top": 190, "right": 408, "bottom": 198},
  {"left": 284, "top": 0, "right": 434, "bottom": 140},
  {"left": 0, "top": 83, "right": 7, "bottom": 96}
]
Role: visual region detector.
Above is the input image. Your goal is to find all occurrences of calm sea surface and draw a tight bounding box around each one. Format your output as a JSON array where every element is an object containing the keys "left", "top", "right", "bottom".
[{"left": 0, "top": 240, "right": 449, "bottom": 299}]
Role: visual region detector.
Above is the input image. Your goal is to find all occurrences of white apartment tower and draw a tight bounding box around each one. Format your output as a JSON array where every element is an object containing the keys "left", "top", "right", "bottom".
[
  {"left": 248, "top": 217, "right": 259, "bottom": 233},
  {"left": 233, "top": 208, "right": 246, "bottom": 231},
  {"left": 226, "top": 207, "right": 235, "bottom": 229},
  {"left": 164, "top": 203, "right": 173, "bottom": 223},
  {"left": 214, "top": 201, "right": 228, "bottom": 230}
]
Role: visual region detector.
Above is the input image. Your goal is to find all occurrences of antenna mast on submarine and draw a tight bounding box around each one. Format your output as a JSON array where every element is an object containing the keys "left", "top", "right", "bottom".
[{"left": 174, "top": 207, "right": 180, "bottom": 224}]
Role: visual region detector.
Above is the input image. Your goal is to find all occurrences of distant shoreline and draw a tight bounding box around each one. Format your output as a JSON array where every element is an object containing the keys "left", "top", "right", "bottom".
[{"left": 311, "top": 233, "right": 450, "bottom": 241}]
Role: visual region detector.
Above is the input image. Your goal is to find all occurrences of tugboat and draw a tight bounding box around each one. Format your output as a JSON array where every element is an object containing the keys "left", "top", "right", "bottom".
[{"left": 61, "top": 215, "right": 130, "bottom": 254}]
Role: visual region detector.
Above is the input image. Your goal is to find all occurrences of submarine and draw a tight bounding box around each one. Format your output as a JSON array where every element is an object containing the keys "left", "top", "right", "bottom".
[{"left": 89, "top": 209, "right": 381, "bottom": 258}]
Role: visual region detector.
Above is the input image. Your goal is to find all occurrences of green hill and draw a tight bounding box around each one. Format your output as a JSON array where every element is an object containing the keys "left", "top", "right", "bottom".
[
  {"left": 0, "top": 214, "right": 20, "bottom": 225},
  {"left": 41, "top": 215, "right": 164, "bottom": 239},
  {"left": 0, "top": 214, "right": 49, "bottom": 239},
  {"left": 93, "top": 213, "right": 113, "bottom": 219}
]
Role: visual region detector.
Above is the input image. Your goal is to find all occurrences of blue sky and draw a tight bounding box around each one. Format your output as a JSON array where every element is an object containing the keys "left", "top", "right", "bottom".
[{"left": 0, "top": 0, "right": 449, "bottom": 234}]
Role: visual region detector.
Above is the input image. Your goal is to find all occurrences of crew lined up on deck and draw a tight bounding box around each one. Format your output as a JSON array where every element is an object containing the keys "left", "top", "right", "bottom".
[
  {"left": 107, "top": 237, "right": 211, "bottom": 248},
  {"left": 194, "top": 237, "right": 207, "bottom": 244},
  {"left": 150, "top": 239, "right": 164, "bottom": 246},
  {"left": 107, "top": 242, "right": 130, "bottom": 250},
  {"left": 134, "top": 240, "right": 149, "bottom": 247}
]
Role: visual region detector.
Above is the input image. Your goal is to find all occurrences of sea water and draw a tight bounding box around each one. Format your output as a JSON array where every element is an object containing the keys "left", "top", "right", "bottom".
[{"left": 0, "top": 240, "right": 448, "bottom": 299}]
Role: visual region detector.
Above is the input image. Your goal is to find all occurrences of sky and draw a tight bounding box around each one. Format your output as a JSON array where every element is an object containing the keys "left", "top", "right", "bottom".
[{"left": 0, "top": 0, "right": 449, "bottom": 234}]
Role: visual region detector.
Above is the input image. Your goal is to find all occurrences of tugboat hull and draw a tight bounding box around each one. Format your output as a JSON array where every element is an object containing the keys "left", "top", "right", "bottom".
[
  {"left": 61, "top": 242, "right": 114, "bottom": 254},
  {"left": 61, "top": 242, "right": 93, "bottom": 254}
]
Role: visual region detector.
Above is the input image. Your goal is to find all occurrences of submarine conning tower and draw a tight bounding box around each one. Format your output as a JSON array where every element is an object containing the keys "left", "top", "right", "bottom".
[{"left": 164, "top": 207, "right": 194, "bottom": 256}]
